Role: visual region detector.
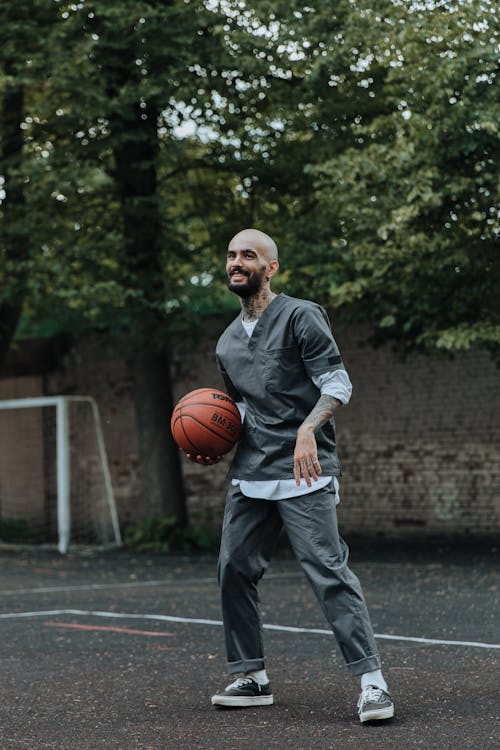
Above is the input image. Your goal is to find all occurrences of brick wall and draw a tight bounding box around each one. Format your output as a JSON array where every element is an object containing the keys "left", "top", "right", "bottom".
[
  {"left": 2, "top": 318, "right": 499, "bottom": 539},
  {"left": 333, "top": 325, "right": 500, "bottom": 538}
]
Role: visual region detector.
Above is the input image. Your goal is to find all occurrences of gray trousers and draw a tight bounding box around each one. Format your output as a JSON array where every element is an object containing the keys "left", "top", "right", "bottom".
[{"left": 217, "top": 482, "right": 381, "bottom": 676}]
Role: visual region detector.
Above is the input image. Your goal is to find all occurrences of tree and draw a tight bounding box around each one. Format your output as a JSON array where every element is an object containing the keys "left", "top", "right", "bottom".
[
  {"left": 0, "top": 1, "right": 58, "bottom": 368},
  {"left": 0, "top": 55, "right": 26, "bottom": 367},
  {"left": 184, "top": 0, "right": 499, "bottom": 360},
  {"left": 1, "top": 0, "right": 237, "bottom": 523},
  {"left": 300, "top": 0, "right": 499, "bottom": 357},
  {"left": 3, "top": 0, "right": 320, "bottom": 522}
]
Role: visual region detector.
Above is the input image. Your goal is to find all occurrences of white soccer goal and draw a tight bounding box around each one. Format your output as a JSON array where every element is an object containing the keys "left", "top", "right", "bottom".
[{"left": 0, "top": 396, "right": 122, "bottom": 553}]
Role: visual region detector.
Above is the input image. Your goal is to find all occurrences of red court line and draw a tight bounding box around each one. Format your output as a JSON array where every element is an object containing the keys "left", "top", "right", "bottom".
[{"left": 42, "top": 621, "right": 174, "bottom": 637}]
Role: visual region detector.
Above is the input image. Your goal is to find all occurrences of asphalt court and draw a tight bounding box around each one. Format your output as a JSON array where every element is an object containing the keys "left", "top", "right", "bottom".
[{"left": 0, "top": 545, "right": 498, "bottom": 750}]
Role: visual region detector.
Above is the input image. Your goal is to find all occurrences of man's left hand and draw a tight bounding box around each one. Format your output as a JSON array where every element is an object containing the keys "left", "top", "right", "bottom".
[{"left": 293, "top": 425, "right": 322, "bottom": 487}]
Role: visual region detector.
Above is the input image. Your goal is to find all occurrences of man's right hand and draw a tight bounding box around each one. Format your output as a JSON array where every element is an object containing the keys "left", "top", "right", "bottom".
[{"left": 185, "top": 453, "right": 223, "bottom": 466}]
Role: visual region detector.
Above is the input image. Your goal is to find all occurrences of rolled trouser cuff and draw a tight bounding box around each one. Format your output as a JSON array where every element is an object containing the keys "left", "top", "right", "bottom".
[
  {"left": 227, "top": 658, "right": 266, "bottom": 675},
  {"left": 346, "top": 654, "right": 382, "bottom": 676}
]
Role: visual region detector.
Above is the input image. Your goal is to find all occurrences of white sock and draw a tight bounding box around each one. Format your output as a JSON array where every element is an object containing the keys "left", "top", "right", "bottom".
[
  {"left": 361, "top": 669, "right": 388, "bottom": 692},
  {"left": 246, "top": 669, "right": 269, "bottom": 685}
]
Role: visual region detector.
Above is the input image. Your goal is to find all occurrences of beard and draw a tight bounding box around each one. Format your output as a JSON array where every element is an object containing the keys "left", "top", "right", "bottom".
[{"left": 227, "top": 266, "right": 267, "bottom": 298}]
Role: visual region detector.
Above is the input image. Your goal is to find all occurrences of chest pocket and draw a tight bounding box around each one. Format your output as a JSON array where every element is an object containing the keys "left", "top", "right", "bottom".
[{"left": 262, "top": 346, "right": 303, "bottom": 393}]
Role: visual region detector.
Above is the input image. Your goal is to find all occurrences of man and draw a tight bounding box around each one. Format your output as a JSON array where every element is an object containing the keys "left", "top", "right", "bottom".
[{"left": 189, "top": 228, "right": 394, "bottom": 723}]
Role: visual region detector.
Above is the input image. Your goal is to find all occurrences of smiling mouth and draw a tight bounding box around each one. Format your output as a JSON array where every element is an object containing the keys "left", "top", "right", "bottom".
[{"left": 230, "top": 271, "right": 249, "bottom": 281}]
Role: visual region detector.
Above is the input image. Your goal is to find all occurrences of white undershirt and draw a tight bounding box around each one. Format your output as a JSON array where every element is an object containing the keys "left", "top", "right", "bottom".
[{"left": 232, "top": 318, "right": 352, "bottom": 502}]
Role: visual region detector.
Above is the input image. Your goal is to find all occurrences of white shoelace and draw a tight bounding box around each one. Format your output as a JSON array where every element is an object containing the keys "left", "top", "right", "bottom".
[
  {"left": 227, "top": 676, "right": 256, "bottom": 690},
  {"left": 358, "top": 685, "right": 386, "bottom": 707}
]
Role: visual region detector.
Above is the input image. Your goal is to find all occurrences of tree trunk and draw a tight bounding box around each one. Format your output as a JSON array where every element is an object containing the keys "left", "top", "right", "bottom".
[
  {"left": 0, "top": 303, "right": 22, "bottom": 371},
  {"left": 111, "top": 95, "right": 188, "bottom": 523},
  {"left": 89, "top": 6, "right": 188, "bottom": 524},
  {"left": 131, "top": 347, "right": 186, "bottom": 523},
  {"left": 0, "top": 67, "right": 25, "bottom": 372}
]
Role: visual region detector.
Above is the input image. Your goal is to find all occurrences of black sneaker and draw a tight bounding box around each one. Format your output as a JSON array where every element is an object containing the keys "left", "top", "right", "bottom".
[
  {"left": 211, "top": 676, "right": 274, "bottom": 707},
  {"left": 358, "top": 685, "right": 394, "bottom": 722}
]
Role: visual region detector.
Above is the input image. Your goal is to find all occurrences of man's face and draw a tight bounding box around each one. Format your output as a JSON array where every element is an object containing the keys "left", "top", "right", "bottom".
[{"left": 226, "top": 243, "right": 269, "bottom": 298}]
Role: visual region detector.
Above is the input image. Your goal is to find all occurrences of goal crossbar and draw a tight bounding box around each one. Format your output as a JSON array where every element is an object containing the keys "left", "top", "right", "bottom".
[{"left": 0, "top": 396, "right": 122, "bottom": 553}]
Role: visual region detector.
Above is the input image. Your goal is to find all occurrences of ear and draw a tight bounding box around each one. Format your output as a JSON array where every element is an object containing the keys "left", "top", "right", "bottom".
[{"left": 267, "top": 259, "right": 279, "bottom": 280}]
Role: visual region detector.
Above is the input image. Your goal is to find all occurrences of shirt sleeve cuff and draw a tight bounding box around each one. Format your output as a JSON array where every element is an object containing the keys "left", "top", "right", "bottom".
[{"left": 313, "top": 369, "right": 353, "bottom": 405}]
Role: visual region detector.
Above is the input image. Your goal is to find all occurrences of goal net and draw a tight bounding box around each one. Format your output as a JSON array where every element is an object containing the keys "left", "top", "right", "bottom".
[{"left": 0, "top": 396, "right": 122, "bottom": 553}]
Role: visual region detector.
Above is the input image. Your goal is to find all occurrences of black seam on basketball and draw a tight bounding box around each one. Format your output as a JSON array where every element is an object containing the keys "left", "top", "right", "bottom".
[
  {"left": 176, "top": 402, "right": 239, "bottom": 419},
  {"left": 171, "top": 413, "right": 186, "bottom": 433},
  {"left": 177, "top": 416, "right": 199, "bottom": 453},
  {"left": 171, "top": 413, "right": 182, "bottom": 427},
  {"left": 180, "top": 414, "right": 235, "bottom": 446},
  {"left": 170, "top": 414, "right": 182, "bottom": 437},
  {"left": 178, "top": 403, "right": 240, "bottom": 431}
]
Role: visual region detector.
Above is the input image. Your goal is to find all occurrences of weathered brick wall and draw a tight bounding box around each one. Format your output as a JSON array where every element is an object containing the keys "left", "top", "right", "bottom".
[
  {"left": 3, "top": 318, "right": 499, "bottom": 539},
  {"left": 333, "top": 325, "right": 500, "bottom": 537},
  {"left": 45, "top": 344, "right": 144, "bottom": 529}
]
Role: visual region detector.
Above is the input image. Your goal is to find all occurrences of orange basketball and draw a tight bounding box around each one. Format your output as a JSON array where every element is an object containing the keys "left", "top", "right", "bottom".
[{"left": 170, "top": 388, "right": 242, "bottom": 459}]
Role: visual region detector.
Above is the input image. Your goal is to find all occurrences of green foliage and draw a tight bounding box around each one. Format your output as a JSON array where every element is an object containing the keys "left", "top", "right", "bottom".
[
  {"left": 299, "top": 0, "right": 499, "bottom": 357},
  {"left": 124, "top": 516, "right": 220, "bottom": 553},
  {"left": 1, "top": 0, "right": 498, "bottom": 358}
]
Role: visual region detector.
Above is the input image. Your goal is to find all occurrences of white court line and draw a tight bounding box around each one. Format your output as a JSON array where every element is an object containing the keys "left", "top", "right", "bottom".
[
  {"left": 0, "top": 608, "right": 499, "bottom": 650},
  {"left": 0, "top": 572, "right": 301, "bottom": 596},
  {"left": 0, "top": 579, "right": 217, "bottom": 596}
]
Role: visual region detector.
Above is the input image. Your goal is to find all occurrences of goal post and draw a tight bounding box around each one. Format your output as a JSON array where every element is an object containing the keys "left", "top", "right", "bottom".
[{"left": 0, "top": 396, "right": 122, "bottom": 553}]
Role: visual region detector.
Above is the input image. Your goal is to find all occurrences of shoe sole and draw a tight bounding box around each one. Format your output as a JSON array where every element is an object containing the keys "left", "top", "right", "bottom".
[
  {"left": 211, "top": 695, "right": 274, "bottom": 707},
  {"left": 359, "top": 705, "right": 394, "bottom": 723}
]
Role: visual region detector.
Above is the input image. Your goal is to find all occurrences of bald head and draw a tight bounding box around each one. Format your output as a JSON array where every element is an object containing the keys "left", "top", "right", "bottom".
[
  {"left": 228, "top": 228, "right": 279, "bottom": 262},
  {"left": 226, "top": 228, "right": 280, "bottom": 299}
]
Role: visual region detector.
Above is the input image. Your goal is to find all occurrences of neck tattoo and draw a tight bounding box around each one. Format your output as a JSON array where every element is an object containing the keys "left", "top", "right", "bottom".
[{"left": 241, "top": 290, "right": 277, "bottom": 322}]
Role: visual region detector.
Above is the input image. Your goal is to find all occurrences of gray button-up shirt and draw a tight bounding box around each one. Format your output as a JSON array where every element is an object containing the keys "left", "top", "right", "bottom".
[{"left": 216, "top": 294, "right": 345, "bottom": 481}]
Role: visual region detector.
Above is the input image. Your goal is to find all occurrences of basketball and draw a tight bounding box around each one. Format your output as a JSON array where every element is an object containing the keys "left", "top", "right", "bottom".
[{"left": 170, "top": 388, "right": 242, "bottom": 459}]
